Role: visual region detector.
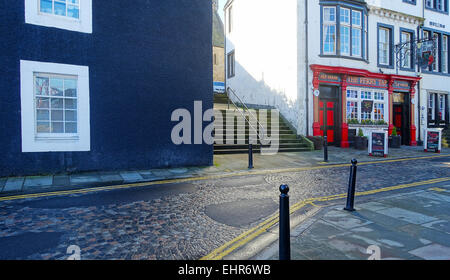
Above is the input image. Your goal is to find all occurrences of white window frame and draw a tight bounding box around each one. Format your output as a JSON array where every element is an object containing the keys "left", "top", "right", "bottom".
[
  {"left": 340, "top": 7, "right": 350, "bottom": 56},
  {"left": 351, "top": 10, "right": 362, "bottom": 58},
  {"left": 323, "top": 7, "right": 336, "bottom": 55},
  {"left": 443, "top": 35, "right": 448, "bottom": 73},
  {"left": 401, "top": 31, "right": 412, "bottom": 69},
  {"left": 20, "top": 60, "right": 90, "bottom": 152},
  {"left": 346, "top": 87, "right": 388, "bottom": 123},
  {"left": 433, "top": 33, "right": 440, "bottom": 72},
  {"left": 25, "top": 0, "right": 92, "bottom": 33},
  {"left": 379, "top": 27, "right": 390, "bottom": 66},
  {"left": 429, "top": 93, "right": 436, "bottom": 121},
  {"left": 439, "top": 94, "right": 446, "bottom": 121}
]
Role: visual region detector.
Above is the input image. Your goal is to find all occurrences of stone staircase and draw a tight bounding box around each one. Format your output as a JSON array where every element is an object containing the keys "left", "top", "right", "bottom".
[
  {"left": 443, "top": 127, "right": 450, "bottom": 148},
  {"left": 213, "top": 93, "right": 312, "bottom": 154}
]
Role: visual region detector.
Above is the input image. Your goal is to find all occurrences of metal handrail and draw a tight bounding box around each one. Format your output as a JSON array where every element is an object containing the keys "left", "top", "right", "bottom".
[{"left": 226, "top": 87, "right": 266, "bottom": 142}]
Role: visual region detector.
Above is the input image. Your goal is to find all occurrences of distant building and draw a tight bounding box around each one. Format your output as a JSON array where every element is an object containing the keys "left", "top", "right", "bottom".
[
  {"left": 225, "top": 0, "right": 449, "bottom": 147},
  {"left": 0, "top": 0, "right": 213, "bottom": 177},
  {"left": 213, "top": 0, "right": 225, "bottom": 90}
]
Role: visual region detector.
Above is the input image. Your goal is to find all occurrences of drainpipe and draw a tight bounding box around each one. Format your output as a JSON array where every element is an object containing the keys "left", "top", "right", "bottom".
[
  {"left": 417, "top": 0, "right": 425, "bottom": 143},
  {"left": 304, "top": 0, "right": 309, "bottom": 136}
]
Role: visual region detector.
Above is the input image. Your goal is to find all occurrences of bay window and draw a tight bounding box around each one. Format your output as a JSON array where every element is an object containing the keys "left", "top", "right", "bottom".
[{"left": 321, "top": 4, "right": 367, "bottom": 59}]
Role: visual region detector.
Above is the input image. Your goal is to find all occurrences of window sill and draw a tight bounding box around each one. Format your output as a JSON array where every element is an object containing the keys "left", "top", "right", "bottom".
[
  {"left": 425, "top": 7, "right": 449, "bottom": 15},
  {"left": 319, "top": 54, "right": 369, "bottom": 63},
  {"left": 35, "top": 135, "right": 80, "bottom": 141},
  {"left": 378, "top": 64, "right": 395, "bottom": 70}
]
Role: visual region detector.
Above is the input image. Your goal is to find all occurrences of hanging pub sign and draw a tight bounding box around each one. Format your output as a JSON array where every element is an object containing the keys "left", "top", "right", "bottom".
[
  {"left": 369, "top": 131, "right": 388, "bottom": 157},
  {"left": 361, "top": 100, "right": 374, "bottom": 113},
  {"left": 418, "top": 39, "right": 436, "bottom": 69},
  {"left": 425, "top": 129, "right": 442, "bottom": 153}
]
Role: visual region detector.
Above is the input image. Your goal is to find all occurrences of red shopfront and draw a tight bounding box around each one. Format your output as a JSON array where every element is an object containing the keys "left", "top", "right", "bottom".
[{"left": 310, "top": 65, "right": 421, "bottom": 148}]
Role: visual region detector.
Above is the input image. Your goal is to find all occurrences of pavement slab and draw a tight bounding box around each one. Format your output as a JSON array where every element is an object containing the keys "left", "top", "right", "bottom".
[
  {"left": 24, "top": 176, "right": 53, "bottom": 188},
  {"left": 3, "top": 177, "right": 24, "bottom": 192},
  {"left": 409, "top": 244, "right": 450, "bottom": 260}
]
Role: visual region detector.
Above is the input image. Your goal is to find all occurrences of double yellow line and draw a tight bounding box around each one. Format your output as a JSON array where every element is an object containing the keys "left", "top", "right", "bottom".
[
  {"left": 200, "top": 177, "right": 450, "bottom": 260},
  {"left": 0, "top": 154, "right": 448, "bottom": 203}
]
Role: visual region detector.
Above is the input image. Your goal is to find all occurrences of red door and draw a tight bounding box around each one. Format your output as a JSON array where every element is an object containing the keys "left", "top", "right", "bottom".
[
  {"left": 319, "top": 100, "right": 338, "bottom": 144},
  {"left": 394, "top": 105, "right": 402, "bottom": 136}
]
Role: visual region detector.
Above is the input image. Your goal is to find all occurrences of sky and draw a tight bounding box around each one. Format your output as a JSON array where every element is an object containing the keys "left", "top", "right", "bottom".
[{"left": 218, "top": 0, "right": 226, "bottom": 21}]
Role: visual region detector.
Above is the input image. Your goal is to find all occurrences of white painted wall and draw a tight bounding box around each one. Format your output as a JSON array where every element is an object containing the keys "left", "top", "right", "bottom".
[
  {"left": 226, "top": 0, "right": 450, "bottom": 139},
  {"left": 225, "top": 0, "right": 300, "bottom": 131}
]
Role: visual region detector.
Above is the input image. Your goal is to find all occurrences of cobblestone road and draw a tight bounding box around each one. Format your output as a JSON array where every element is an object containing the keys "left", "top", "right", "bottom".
[{"left": 0, "top": 156, "right": 449, "bottom": 260}]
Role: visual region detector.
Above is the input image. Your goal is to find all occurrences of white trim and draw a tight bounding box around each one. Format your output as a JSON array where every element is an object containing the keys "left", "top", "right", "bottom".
[
  {"left": 20, "top": 60, "right": 91, "bottom": 152},
  {"left": 25, "top": 0, "right": 92, "bottom": 34}
]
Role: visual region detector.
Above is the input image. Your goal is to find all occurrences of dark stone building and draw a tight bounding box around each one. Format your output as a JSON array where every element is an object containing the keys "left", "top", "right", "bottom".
[{"left": 0, "top": 0, "right": 213, "bottom": 177}]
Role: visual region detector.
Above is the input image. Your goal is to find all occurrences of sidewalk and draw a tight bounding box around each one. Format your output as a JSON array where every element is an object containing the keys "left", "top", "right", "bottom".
[
  {"left": 255, "top": 183, "right": 450, "bottom": 260},
  {"left": 1, "top": 146, "right": 448, "bottom": 196}
]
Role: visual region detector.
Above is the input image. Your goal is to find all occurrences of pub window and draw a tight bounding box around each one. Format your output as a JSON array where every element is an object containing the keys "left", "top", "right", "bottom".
[
  {"left": 347, "top": 101, "right": 359, "bottom": 120},
  {"left": 346, "top": 88, "right": 387, "bottom": 123}
]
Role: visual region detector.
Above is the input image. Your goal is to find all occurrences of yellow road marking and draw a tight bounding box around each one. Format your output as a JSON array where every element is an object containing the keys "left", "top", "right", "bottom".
[
  {"left": 428, "top": 187, "right": 447, "bottom": 192},
  {"left": 0, "top": 154, "right": 448, "bottom": 203},
  {"left": 200, "top": 177, "right": 450, "bottom": 260}
]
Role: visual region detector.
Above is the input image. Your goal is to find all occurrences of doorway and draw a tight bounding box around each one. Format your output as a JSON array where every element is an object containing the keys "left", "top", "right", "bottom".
[
  {"left": 393, "top": 93, "right": 410, "bottom": 145},
  {"left": 319, "top": 86, "right": 340, "bottom": 146}
]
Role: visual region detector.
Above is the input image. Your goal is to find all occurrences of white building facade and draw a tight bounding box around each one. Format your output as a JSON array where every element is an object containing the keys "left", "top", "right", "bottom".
[{"left": 224, "top": 0, "right": 449, "bottom": 147}]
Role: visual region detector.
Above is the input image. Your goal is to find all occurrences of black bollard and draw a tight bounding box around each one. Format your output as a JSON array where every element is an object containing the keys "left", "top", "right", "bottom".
[
  {"left": 248, "top": 143, "right": 254, "bottom": 169},
  {"left": 344, "top": 159, "right": 358, "bottom": 212},
  {"left": 279, "top": 185, "right": 291, "bottom": 260},
  {"left": 324, "top": 136, "right": 328, "bottom": 162}
]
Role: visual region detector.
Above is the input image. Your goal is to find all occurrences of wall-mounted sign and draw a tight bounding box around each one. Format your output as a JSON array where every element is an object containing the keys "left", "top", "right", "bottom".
[
  {"left": 392, "top": 80, "right": 411, "bottom": 91},
  {"left": 313, "top": 89, "right": 320, "bottom": 97},
  {"left": 347, "top": 76, "right": 388, "bottom": 89},
  {"left": 319, "top": 73, "right": 341, "bottom": 83},
  {"left": 361, "top": 100, "right": 374, "bottom": 113},
  {"left": 369, "top": 131, "right": 388, "bottom": 157},
  {"left": 425, "top": 129, "right": 442, "bottom": 153},
  {"left": 429, "top": 21, "right": 446, "bottom": 29}
]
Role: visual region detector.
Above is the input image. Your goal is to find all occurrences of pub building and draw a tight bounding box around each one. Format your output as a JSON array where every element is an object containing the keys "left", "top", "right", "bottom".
[{"left": 310, "top": 65, "right": 421, "bottom": 148}]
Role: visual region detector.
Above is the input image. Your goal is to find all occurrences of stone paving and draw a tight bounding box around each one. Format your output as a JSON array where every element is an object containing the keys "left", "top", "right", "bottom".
[
  {"left": 1, "top": 146, "right": 449, "bottom": 196},
  {"left": 257, "top": 184, "right": 450, "bottom": 260},
  {"left": 0, "top": 155, "right": 448, "bottom": 260}
]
